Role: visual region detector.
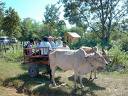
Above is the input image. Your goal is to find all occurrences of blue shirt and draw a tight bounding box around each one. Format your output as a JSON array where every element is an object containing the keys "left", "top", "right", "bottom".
[{"left": 38, "top": 41, "right": 52, "bottom": 55}]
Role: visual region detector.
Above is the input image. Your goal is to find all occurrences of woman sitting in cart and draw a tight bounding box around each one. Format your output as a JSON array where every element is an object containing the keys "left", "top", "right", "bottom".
[{"left": 25, "top": 39, "right": 35, "bottom": 55}]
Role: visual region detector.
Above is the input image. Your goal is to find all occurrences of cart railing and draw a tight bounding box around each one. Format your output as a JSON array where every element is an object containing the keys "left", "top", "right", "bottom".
[{"left": 23, "top": 47, "right": 51, "bottom": 64}]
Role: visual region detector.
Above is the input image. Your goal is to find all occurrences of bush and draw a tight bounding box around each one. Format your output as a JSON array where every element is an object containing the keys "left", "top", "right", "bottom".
[
  {"left": 109, "top": 46, "right": 126, "bottom": 65},
  {"left": 3, "top": 49, "right": 23, "bottom": 62},
  {"left": 107, "top": 45, "right": 128, "bottom": 72},
  {"left": 120, "top": 37, "right": 128, "bottom": 52},
  {"left": 70, "top": 38, "right": 97, "bottom": 49}
]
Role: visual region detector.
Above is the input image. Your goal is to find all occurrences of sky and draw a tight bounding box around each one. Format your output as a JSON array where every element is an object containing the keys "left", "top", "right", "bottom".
[{"left": 2, "top": 0, "right": 60, "bottom": 22}]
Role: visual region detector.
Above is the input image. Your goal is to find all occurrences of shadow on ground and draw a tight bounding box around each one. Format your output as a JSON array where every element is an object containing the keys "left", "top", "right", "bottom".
[
  {"left": 2, "top": 72, "right": 106, "bottom": 96},
  {"left": 68, "top": 75, "right": 106, "bottom": 96}
]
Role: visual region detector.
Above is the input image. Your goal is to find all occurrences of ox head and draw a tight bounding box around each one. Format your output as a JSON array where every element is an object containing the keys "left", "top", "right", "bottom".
[
  {"left": 77, "top": 48, "right": 108, "bottom": 68},
  {"left": 81, "top": 46, "right": 97, "bottom": 54},
  {"left": 76, "top": 48, "right": 88, "bottom": 58},
  {"left": 98, "top": 49, "right": 112, "bottom": 64},
  {"left": 85, "top": 51, "right": 108, "bottom": 69}
]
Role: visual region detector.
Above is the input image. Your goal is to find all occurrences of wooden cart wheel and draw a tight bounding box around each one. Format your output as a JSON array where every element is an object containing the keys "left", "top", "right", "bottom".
[{"left": 28, "top": 64, "right": 39, "bottom": 77}]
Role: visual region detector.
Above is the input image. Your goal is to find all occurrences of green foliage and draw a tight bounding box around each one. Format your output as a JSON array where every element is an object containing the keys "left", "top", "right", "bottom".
[
  {"left": 109, "top": 46, "right": 127, "bottom": 65},
  {"left": 0, "top": 1, "right": 5, "bottom": 31},
  {"left": 20, "top": 18, "right": 42, "bottom": 41},
  {"left": 70, "top": 37, "right": 97, "bottom": 49},
  {"left": 107, "top": 44, "right": 128, "bottom": 72},
  {"left": 44, "top": 4, "right": 60, "bottom": 24},
  {"left": 2, "top": 49, "right": 23, "bottom": 62},
  {"left": 120, "top": 36, "right": 128, "bottom": 52},
  {"left": 63, "top": 1, "right": 81, "bottom": 25},
  {"left": 56, "top": 20, "right": 67, "bottom": 36},
  {"left": 62, "top": 0, "right": 128, "bottom": 49},
  {"left": 43, "top": 4, "right": 60, "bottom": 36},
  {"left": 69, "top": 26, "right": 85, "bottom": 36},
  {"left": 2, "top": 7, "right": 20, "bottom": 37},
  {"left": 110, "top": 30, "right": 122, "bottom": 41},
  {"left": 110, "top": 30, "right": 128, "bottom": 52},
  {"left": 121, "top": 19, "right": 128, "bottom": 32}
]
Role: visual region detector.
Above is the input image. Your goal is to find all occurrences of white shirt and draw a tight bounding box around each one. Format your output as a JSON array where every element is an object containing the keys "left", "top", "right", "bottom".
[
  {"left": 57, "top": 45, "right": 70, "bottom": 50},
  {"left": 38, "top": 41, "right": 52, "bottom": 55},
  {"left": 49, "top": 41, "right": 56, "bottom": 49},
  {"left": 55, "top": 40, "right": 63, "bottom": 48}
]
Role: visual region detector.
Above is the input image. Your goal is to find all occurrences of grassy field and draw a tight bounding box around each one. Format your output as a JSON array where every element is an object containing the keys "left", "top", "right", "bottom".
[
  {"left": 0, "top": 57, "right": 128, "bottom": 96},
  {"left": 0, "top": 86, "right": 26, "bottom": 96},
  {"left": 0, "top": 57, "right": 27, "bottom": 96}
]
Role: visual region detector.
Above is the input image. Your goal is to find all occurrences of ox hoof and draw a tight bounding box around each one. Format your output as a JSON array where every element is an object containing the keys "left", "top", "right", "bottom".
[
  {"left": 94, "top": 77, "right": 98, "bottom": 79},
  {"left": 49, "top": 84, "right": 57, "bottom": 88},
  {"left": 89, "top": 77, "right": 92, "bottom": 80},
  {"left": 61, "top": 83, "right": 66, "bottom": 86},
  {"left": 53, "top": 84, "right": 57, "bottom": 87},
  {"left": 81, "top": 85, "right": 84, "bottom": 88}
]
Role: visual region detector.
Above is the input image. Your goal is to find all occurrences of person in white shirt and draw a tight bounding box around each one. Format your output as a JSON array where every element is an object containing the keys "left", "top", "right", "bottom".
[
  {"left": 56, "top": 41, "right": 70, "bottom": 50},
  {"left": 55, "top": 37, "right": 63, "bottom": 48},
  {"left": 38, "top": 36, "right": 52, "bottom": 55},
  {"left": 48, "top": 36, "right": 56, "bottom": 49}
]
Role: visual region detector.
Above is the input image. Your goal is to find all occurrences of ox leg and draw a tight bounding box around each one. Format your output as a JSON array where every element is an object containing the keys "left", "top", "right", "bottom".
[
  {"left": 74, "top": 74, "right": 78, "bottom": 88},
  {"left": 89, "top": 71, "right": 93, "bottom": 80},
  {"left": 94, "top": 70, "right": 97, "bottom": 79},
  {"left": 51, "top": 67, "right": 56, "bottom": 86},
  {"left": 79, "top": 75, "right": 84, "bottom": 88}
]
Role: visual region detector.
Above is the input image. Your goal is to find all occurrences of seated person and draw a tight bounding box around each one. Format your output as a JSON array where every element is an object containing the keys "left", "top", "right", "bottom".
[
  {"left": 38, "top": 36, "right": 52, "bottom": 55},
  {"left": 56, "top": 41, "right": 70, "bottom": 50},
  {"left": 48, "top": 36, "right": 56, "bottom": 49},
  {"left": 55, "top": 37, "right": 63, "bottom": 48},
  {"left": 24, "top": 39, "right": 34, "bottom": 56}
]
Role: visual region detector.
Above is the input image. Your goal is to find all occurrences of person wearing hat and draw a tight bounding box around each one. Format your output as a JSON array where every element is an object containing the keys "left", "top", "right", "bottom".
[
  {"left": 38, "top": 36, "right": 52, "bottom": 55},
  {"left": 48, "top": 36, "right": 56, "bottom": 49},
  {"left": 55, "top": 37, "right": 63, "bottom": 48}
]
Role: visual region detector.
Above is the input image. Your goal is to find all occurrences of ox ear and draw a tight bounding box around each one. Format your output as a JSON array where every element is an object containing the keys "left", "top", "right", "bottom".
[
  {"left": 92, "top": 47, "right": 97, "bottom": 52},
  {"left": 79, "top": 48, "right": 87, "bottom": 57}
]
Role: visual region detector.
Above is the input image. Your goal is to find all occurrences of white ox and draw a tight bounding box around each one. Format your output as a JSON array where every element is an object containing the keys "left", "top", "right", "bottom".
[
  {"left": 81, "top": 46, "right": 97, "bottom": 79},
  {"left": 82, "top": 46, "right": 111, "bottom": 79},
  {"left": 49, "top": 48, "right": 108, "bottom": 87}
]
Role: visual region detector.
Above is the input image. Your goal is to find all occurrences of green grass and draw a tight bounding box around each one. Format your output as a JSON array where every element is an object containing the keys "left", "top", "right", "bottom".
[
  {"left": 0, "top": 58, "right": 25, "bottom": 81},
  {"left": 0, "top": 58, "right": 27, "bottom": 96},
  {"left": 0, "top": 86, "right": 26, "bottom": 96}
]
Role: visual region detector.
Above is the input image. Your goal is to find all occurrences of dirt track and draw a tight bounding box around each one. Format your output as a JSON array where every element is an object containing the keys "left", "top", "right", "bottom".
[{"left": 56, "top": 71, "right": 128, "bottom": 96}]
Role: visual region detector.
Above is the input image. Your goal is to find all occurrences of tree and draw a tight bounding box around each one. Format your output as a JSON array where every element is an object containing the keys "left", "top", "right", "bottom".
[
  {"left": 121, "top": 19, "right": 128, "bottom": 32},
  {"left": 20, "top": 18, "right": 43, "bottom": 41},
  {"left": 56, "top": 20, "right": 67, "bottom": 36},
  {"left": 20, "top": 18, "right": 34, "bottom": 41},
  {"left": 43, "top": 4, "right": 60, "bottom": 36},
  {"left": 2, "top": 7, "right": 20, "bottom": 37},
  {"left": 0, "top": 1, "right": 5, "bottom": 35},
  {"left": 70, "top": 26, "right": 85, "bottom": 36},
  {"left": 61, "top": 0, "right": 128, "bottom": 49}
]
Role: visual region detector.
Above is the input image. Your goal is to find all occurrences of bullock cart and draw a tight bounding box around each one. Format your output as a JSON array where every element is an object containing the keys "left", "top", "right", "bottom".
[{"left": 23, "top": 47, "right": 52, "bottom": 79}]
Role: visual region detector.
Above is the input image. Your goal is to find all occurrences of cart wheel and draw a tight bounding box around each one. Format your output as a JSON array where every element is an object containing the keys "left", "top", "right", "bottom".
[{"left": 28, "top": 64, "right": 39, "bottom": 77}]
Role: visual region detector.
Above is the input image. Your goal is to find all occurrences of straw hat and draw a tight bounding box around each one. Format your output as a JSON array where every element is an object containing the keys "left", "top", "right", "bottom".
[
  {"left": 48, "top": 36, "right": 53, "bottom": 39},
  {"left": 58, "top": 37, "right": 62, "bottom": 39}
]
